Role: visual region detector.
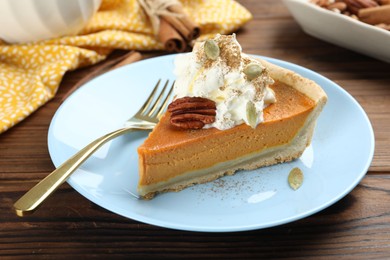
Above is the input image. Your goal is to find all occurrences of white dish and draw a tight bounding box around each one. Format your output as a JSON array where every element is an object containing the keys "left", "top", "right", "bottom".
[
  {"left": 0, "top": 0, "right": 101, "bottom": 43},
  {"left": 283, "top": 0, "right": 390, "bottom": 63},
  {"left": 48, "top": 54, "right": 374, "bottom": 232}
]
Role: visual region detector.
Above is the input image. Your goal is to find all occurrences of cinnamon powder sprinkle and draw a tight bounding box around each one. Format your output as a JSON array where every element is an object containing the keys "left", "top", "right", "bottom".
[
  {"left": 218, "top": 35, "right": 241, "bottom": 69},
  {"left": 201, "top": 34, "right": 242, "bottom": 70}
]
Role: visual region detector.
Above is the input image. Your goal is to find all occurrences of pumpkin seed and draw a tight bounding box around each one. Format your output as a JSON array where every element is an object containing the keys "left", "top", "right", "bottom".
[
  {"left": 243, "top": 63, "right": 263, "bottom": 81},
  {"left": 288, "top": 167, "right": 304, "bottom": 190},
  {"left": 204, "top": 39, "right": 220, "bottom": 60},
  {"left": 246, "top": 101, "right": 258, "bottom": 129}
]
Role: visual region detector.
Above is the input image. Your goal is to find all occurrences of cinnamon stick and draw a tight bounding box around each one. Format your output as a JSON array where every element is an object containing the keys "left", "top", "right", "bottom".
[
  {"left": 109, "top": 51, "right": 142, "bottom": 70},
  {"left": 168, "top": 5, "right": 200, "bottom": 40},
  {"left": 358, "top": 5, "right": 390, "bottom": 25},
  {"left": 61, "top": 51, "right": 142, "bottom": 102},
  {"left": 137, "top": 0, "right": 199, "bottom": 52},
  {"left": 161, "top": 14, "right": 192, "bottom": 42},
  {"left": 158, "top": 18, "right": 187, "bottom": 52}
]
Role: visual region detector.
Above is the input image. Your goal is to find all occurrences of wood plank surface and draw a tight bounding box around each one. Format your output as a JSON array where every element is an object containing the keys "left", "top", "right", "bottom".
[{"left": 1, "top": 0, "right": 390, "bottom": 258}]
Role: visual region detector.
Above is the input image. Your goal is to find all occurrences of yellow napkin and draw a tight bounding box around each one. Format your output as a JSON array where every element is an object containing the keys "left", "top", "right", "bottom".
[{"left": 0, "top": 0, "right": 252, "bottom": 134}]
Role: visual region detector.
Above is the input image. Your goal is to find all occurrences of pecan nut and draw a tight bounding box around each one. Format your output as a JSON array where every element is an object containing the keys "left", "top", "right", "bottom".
[
  {"left": 344, "top": 0, "right": 378, "bottom": 14},
  {"left": 168, "top": 96, "right": 216, "bottom": 129},
  {"left": 326, "top": 2, "right": 348, "bottom": 12}
]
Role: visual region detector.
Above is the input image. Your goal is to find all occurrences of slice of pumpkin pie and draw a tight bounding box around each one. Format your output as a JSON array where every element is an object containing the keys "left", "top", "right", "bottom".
[{"left": 137, "top": 34, "right": 327, "bottom": 199}]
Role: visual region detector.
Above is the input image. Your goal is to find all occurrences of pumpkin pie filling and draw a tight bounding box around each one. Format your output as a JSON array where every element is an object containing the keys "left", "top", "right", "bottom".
[{"left": 138, "top": 80, "right": 319, "bottom": 198}]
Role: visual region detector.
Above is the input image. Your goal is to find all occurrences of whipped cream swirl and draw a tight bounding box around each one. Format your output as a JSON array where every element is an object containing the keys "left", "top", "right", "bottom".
[{"left": 173, "top": 34, "right": 275, "bottom": 130}]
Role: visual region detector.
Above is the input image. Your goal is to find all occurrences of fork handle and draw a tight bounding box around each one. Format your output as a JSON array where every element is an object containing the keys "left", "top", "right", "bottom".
[{"left": 14, "top": 126, "right": 153, "bottom": 217}]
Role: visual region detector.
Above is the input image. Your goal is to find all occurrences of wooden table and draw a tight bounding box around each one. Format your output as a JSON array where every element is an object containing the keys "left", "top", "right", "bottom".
[{"left": 1, "top": 1, "right": 390, "bottom": 258}]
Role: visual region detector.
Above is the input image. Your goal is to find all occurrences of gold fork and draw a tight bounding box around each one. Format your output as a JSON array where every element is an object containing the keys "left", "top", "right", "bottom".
[{"left": 14, "top": 79, "right": 174, "bottom": 217}]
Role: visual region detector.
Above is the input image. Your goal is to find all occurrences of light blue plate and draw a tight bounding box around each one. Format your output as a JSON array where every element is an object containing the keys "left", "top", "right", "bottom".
[{"left": 48, "top": 55, "right": 375, "bottom": 232}]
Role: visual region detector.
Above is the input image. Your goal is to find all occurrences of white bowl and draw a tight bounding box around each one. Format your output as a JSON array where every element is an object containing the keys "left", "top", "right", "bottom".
[
  {"left": 283, "top": 0, "right": 390, "bottom": 63},
  {"left": 0, "top": 0, "right": 101, "bottom": 43}
]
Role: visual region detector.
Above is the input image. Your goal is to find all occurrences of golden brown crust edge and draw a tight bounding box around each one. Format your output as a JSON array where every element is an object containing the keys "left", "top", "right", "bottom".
[{"left": 259, "top": 59, "right": 328, "bottom": 108}]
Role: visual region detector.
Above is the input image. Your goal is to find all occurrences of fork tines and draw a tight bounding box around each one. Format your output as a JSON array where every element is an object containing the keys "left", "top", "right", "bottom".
[{"left": 140, "top": 79, "right": 174, "bottom": 119}]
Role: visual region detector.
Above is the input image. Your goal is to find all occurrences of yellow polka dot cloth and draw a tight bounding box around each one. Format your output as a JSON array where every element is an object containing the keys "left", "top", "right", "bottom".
[{"left": 0, "top": 0, "right": 252, "bottom": 134}]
